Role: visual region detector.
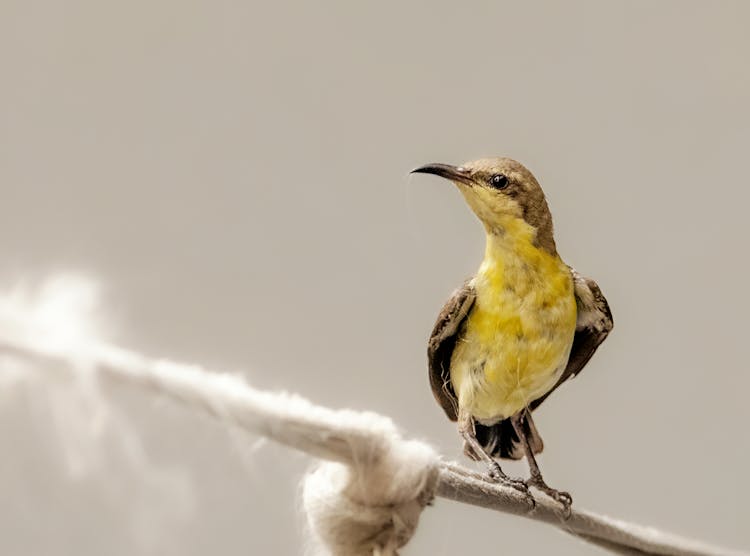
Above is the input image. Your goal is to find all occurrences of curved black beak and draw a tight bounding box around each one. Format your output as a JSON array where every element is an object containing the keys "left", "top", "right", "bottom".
[{"left": 410, "top": 163, "right": 474, "bottom": 186}]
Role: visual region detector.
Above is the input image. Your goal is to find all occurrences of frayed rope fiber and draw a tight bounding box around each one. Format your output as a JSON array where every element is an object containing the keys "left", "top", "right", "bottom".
[
  {"left": 302, "top": 431, "right": 439, "bottom": 556},
  {"left": 0, "top": 275, "right": 441, "bottom": 555}
]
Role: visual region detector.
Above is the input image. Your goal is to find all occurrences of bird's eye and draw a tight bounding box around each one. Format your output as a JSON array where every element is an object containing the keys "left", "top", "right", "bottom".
[{"left": 489, "top": 174, "right": 509, "bottom": 189}]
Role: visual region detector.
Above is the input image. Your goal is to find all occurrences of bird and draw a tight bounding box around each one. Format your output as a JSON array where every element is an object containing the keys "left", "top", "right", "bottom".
[{"left": 412, "top": 157, "right": 613, "bottom": 511}]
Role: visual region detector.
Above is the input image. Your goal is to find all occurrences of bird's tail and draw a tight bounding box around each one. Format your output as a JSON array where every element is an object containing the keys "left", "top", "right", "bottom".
[{"left": 470, "top": 413, "right": 544, "bottom": 461}]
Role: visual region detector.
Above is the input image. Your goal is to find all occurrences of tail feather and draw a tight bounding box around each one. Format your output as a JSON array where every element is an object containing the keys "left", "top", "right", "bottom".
[{"left": 471, "top": 413, "right": 544, "bottom": 461}]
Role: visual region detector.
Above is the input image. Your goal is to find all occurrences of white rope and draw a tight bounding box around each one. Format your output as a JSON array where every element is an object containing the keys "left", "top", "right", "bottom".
[
  {"left": 0, "top": 276, "right": 746, "bottom": 556},
  {"left": 303, "top": 444, "right": 438, "bottom": 556}
]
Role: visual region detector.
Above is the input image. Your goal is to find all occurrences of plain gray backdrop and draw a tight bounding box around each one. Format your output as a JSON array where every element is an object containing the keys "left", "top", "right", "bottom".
[{"left": 2, "top": 1, "right": 749, "bottom": 554}]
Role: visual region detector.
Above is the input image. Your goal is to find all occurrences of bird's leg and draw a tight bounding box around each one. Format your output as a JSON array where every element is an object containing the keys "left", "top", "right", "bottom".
[
  {"left": 511, "top": 410, "right": 572, "bottom": 515},
  {"left": 457, "top": 411, "right": 531, "bottom": 499}
]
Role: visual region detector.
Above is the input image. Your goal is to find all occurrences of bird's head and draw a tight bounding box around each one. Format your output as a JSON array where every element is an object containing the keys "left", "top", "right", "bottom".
[{"left": 412, "top": 157, "right": 556, "bottom": 253}]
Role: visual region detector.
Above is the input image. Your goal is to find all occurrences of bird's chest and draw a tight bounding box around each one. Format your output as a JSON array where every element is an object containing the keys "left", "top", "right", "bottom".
[{"left": 450, "top": 242, "right": 577, "bottom": 421}]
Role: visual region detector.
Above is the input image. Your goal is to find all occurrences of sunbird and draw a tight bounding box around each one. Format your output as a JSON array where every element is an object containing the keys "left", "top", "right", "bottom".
[{"left": 412, "top": 157, "right": 613, "bottom": 511}]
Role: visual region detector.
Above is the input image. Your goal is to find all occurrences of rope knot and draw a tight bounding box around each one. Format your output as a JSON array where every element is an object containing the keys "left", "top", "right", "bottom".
[{"left": 302, "top": 418, "right": 439, "bottom": 556}]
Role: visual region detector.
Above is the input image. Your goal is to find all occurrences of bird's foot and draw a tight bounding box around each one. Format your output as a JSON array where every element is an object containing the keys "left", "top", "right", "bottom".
[
  {"left": 527, "top": 477, "right": 572, "bottom": 517},
  {"left": 486, "top": 462, "right": 536, "bottom": 508}
]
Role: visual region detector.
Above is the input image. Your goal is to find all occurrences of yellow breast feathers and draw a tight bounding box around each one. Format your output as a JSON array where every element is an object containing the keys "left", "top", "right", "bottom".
[{"left": 450, "top": 218, "right": 577, "bottom": 423}]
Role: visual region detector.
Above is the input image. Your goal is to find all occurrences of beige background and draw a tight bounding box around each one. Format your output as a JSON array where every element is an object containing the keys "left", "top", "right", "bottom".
[{"left": 2, "top": 1, "right": 749, "bottom": 554}]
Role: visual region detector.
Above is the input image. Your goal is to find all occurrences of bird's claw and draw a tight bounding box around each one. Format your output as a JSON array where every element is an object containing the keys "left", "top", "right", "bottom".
[
  {"left": 547, "top": 489, "right": 572, "bottom": 518},
  {"left": 554, "top": 490, "right": 572, "bottom": 508},
  {"left": 527, "top": 478, "right": 572, "bottom": 517},
  {"left": 486, "top": 463, "right": 536, "bottom": 509}
]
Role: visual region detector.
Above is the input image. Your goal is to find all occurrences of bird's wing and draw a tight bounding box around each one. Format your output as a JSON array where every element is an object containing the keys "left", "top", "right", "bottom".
[
  {"left": 530, "top": 268, "right": 613, "bottom": 411},
  {"left": 427, "top": 280, "right": 476, "bottom": 421}
]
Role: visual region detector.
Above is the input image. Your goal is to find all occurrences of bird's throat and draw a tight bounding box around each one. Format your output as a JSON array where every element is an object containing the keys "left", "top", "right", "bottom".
[{"left": 476, "top": 220, "right": 565, "bottom": 297}]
